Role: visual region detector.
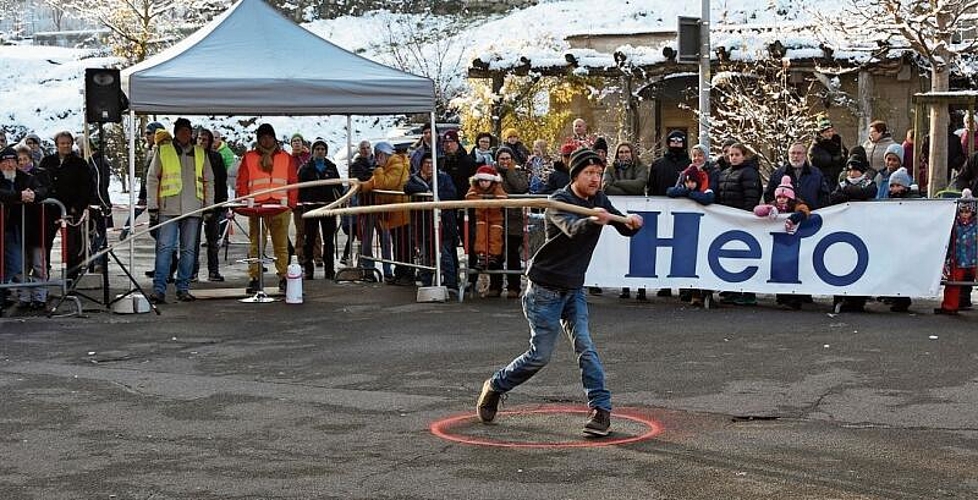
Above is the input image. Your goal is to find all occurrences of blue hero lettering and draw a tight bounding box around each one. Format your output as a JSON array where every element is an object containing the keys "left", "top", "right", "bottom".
[{"left": 627, "top": 212, "right": 869, "bottom": 287}]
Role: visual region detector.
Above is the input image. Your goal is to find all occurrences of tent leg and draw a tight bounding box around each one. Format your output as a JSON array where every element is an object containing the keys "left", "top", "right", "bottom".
[{"left": 128, "top": 110, "right": 136, "bottom": 291}]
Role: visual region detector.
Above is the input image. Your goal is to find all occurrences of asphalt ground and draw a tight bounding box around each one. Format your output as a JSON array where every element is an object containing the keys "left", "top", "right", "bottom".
[{"left": 1, "top": 214, "right": 977, "bottom": 499}]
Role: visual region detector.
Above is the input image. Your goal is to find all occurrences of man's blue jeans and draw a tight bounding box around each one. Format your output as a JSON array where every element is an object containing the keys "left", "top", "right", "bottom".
[
  {"left": 154, "top": 215, "right": 200, "bottom": 295},
  {"left": 490, "top": 280, "right": 611, "bottom": 411}
]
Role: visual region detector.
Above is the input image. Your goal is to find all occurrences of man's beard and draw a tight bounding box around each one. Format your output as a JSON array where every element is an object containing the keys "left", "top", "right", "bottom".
[{"left": 2, "top": 169, "right": 16, "bottom": 181}]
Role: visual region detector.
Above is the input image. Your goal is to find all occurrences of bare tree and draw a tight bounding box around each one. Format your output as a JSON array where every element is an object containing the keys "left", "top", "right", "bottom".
[
  {"left": 41, "top": 0, "right": 68, "bottom": 31},
  {"left": 372, "top": 11, "right": 477, "bottom": 119},
  {"left": 815, "top": 0, "right": 978, "bottom": 195},
  {"left": 57, "top": 0, "right": 229, "bottom": 64},
  {"left": 690, "top": 57, "right": 850, "bottom": 179}
]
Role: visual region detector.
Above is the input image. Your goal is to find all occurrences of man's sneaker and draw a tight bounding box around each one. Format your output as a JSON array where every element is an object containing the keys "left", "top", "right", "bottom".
[
  {"left": 583, "top": 408, "right": 611, "bottom": 437},
  {"left": 476, "top": 379, "right": 503, "bottom": 423},
  {"left": 245, "top": 279, "right": 260, "bottom": 294},
  {"left": 176, "top": 291, "right": 197, "bottom": 302},
  {"left": 208, "top": 272, "right": 225, "bottom": 282}
]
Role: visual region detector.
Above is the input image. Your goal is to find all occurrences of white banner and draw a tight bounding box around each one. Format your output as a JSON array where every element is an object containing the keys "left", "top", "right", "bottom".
[{"left": 585, "top": 197, "right": 957, "bottom": 297}]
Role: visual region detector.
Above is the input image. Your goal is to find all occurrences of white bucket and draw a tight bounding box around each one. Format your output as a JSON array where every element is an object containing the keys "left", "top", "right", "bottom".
[{"left": 285, "top": 263, "right": 303, "bottom": 304}]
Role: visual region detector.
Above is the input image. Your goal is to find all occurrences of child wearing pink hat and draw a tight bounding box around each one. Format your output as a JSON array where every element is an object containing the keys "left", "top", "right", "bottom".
[
  {"left": 754, "top": 175, "right": 810, "bottom": 234},
  {"left": 754, "top": 176, "right": 811, "bottom": 309}
]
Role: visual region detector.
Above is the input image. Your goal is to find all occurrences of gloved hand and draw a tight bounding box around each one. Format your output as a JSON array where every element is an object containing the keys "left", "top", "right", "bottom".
[
  {"left": 753, "top": 204, "right": 778, "bottom": 219},
  {"left": 148, "top": 209, "right": 159, "bottom": 228}
]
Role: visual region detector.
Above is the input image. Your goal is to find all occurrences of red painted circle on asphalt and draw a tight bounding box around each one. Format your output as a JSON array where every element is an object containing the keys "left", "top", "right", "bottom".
[{"left": 430, "top": 405, "right": 663, "bottom": 448}]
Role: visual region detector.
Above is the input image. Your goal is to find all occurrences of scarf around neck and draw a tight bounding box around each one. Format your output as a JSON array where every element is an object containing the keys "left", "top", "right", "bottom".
[{"left": 257, "top": 143, "right": 279, "bottom": 172}]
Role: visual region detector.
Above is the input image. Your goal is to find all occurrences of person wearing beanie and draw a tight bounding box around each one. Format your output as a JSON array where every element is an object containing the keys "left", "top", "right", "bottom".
[
  {"left": 668, "top": 164, "right": 714, "bottom": 204},
  {"left": 440, "top": 130, "right": 476, "bottom": 267},
  {"left": 666, "top": 160, "right": 715, "bottom": 306},
  {"left": 754, "top": 176, "right": 810, "bottom": 233},
  {"left": 827, "top": 151, "right": 877, "bottom": 313},
  {"left": 501, "top": 127, "right": 530, "bottom": 166},
  {"left": 465, "top": 163, "right": 507, "bottom": 279},
  {"left": 875, "top": 165, "right": 919, "bottom": 312},
  {"left": 592, "top": 137, "right": 609, "bottom": 162},
  {"left": 936, "top": 188, "right": 978, "bottom": 315},
  {"left": 173, "top": 117, "right": 192, "bottom": 135},
  {"left": 297, "top": 138, "right": 340, "bottom": 281},
  {"left": 539, "top": 141, "right": 575, "bottom": 194},
  {"left": 766, "top": 142, "right": 831, "bottom": 209},
  {"left": 647, "top": 131, "right": 691, "bottom": 199},
  {"left": 122, "top": 121, "right": 167, "bottom": 244},
  {"left": 875, "top": 143, "right": 911, "bottom": 199},
  {"left": 475, "top": 146, "right": 643, "bottom": 438},
  {"left": 808, "top": 116, "right": 848, "bottom": 191},
  {"left": 0, "top": 144, "right": 38, "bottom": 309},
  {"left": 288, "top": 133, "right": 317, "bottom": 266},
  {"left": 360, "top": 137, "right": 413, "bottom": 285},
  {"left": 22, "top": 133, "right": 45, "bottom": 166},
  {"left": 145, "top": 117, "right": 214, "bottom": 304},
  {"left": 236, "top": 123, "right": 298, "bottom": 294},
  {"left": 489, "top": 145, "right": 530, "bottom": 298},
  {"left": 887, "top": 167, "right": 914, "bottom": 197},
  {"left": 154, "top": 129, "right": 172, "bottom": 146},
  {"left": 755, "top": 175, "right": 812, "bottom": 310}
]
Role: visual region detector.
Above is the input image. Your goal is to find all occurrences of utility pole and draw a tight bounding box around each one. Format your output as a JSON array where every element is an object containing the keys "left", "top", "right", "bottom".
[{"left": 698, "top": 0, "right": 711, "bottom": 151}]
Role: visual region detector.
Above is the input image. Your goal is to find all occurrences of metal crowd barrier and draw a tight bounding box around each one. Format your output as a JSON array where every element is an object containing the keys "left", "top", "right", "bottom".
[
  {"left": 0, "top": 198, "right": 75, "bottom": 317},
  {"left": 324, "top": 189, "right": 545, "bottom": 302},
  {"left": 341, "top": 190, "right": 442, "bottom": 287}
]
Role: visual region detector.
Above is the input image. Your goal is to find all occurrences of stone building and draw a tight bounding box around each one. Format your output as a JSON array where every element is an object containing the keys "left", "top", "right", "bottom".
[{"left": 467, "top": 22, "right": 963, "bottom": 169}]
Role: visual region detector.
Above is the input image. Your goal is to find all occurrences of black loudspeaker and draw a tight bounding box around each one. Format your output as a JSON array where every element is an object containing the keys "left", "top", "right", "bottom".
[{"left": 85, "top": 68, "right": 126, "bottom": 123}]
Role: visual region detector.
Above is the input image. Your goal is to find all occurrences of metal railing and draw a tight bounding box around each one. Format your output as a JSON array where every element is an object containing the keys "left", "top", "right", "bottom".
[{"left": 0, "top": 198, "right": 74, "bottom": 316}]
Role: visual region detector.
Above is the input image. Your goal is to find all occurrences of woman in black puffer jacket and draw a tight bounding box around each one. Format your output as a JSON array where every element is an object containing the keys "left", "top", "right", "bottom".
[
  {"left": 715, "top": 143, "right": 763, "bottom": 306},
  {"left": 716, "top": 143, "right": 762, "bottom": 211}
]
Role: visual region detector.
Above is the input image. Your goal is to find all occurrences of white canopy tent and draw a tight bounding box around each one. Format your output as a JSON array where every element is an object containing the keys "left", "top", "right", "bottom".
[
  {"left": 118, "top": 0, "right": 442, "bottom": 295},
  {"left": 121, "top": 0, "right": 434, "bottom": 114}
]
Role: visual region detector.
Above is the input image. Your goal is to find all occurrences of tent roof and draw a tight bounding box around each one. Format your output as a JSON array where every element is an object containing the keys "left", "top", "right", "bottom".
[{"left": 121, "top": 0, "right": 434, "bottom": 115}]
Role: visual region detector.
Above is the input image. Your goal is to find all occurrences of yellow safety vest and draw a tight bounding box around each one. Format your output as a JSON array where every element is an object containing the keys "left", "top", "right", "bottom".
[{"left": 159, "top": 143, "right": 205, "bottom": 200}]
